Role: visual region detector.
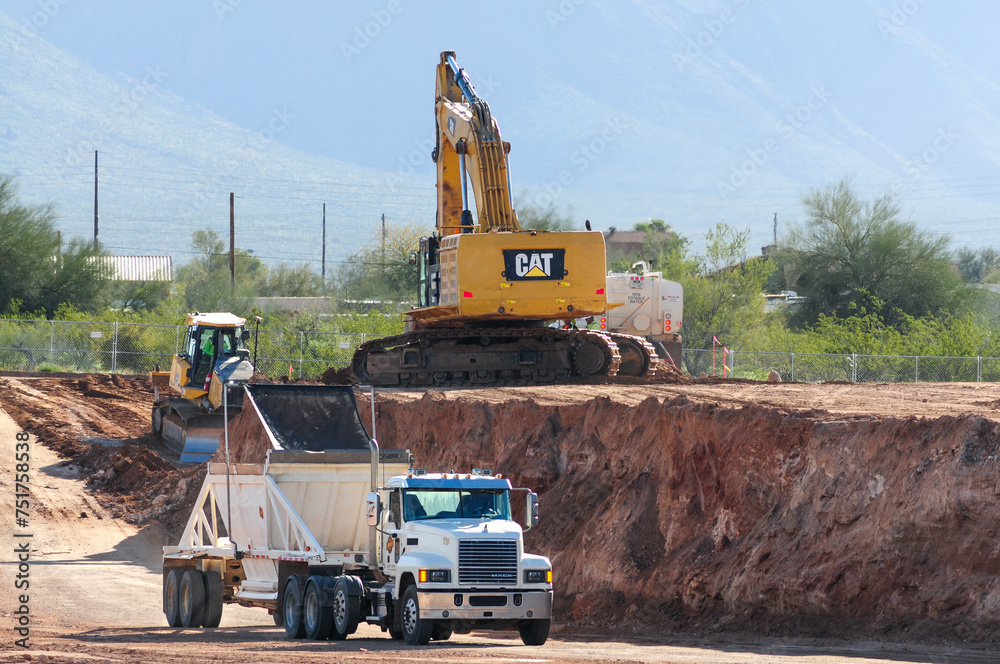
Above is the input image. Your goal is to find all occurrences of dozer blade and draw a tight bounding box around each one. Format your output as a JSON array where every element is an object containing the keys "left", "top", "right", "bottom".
[{"left": 160, "top": 404, "right": 231, "bottom": 463}]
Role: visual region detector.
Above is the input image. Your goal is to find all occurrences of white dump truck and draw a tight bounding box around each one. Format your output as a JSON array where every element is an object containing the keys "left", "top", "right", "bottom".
[
  {"left": 606, "top": 261, "right": 683, "bottom": 367},
  {"left": 161, "top": 384, "right": 553, "bottom": 646}
]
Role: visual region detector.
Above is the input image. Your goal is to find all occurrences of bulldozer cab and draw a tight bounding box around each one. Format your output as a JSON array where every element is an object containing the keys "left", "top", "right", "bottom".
[{"left": 180, "top": 313, "right": 249, "bottom": 391}]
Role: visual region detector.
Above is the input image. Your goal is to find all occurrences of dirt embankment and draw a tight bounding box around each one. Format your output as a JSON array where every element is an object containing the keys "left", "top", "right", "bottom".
[
  {"left": 361, "top": 390, "right": 1000, "bottom": 641},
  {"left": 6, "top": 373, "right": 1000, "bottom": 646}
]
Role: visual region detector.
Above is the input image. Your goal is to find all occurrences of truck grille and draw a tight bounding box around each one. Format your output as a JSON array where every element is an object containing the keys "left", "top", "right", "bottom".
[{"left": 458, "top": 539, "right": 518, "bottom": 585}]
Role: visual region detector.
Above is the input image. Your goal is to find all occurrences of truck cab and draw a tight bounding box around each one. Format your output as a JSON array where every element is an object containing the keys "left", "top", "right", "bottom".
[{"left": 375, "top": 471, "right": 553, "bottom": 645}]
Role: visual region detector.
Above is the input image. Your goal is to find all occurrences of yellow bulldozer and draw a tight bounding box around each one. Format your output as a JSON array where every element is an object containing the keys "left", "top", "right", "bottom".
[{"left": 150, "top": 312, "right": 254, "bottom": 462}]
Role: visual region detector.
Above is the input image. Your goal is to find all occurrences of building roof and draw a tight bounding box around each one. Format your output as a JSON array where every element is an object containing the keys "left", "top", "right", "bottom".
[{"left": 98, "top": 255, "right": 174, "bottom": 281}]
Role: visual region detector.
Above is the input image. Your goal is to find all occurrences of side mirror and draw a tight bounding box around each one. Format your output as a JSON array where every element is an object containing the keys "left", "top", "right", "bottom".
[
  {"left": 240, "top": 330, "right": 251, "bottom": 342},
  {"left": 525, "top": 492, "right": 539, "bottom": 530},
  {"left": 366, "top": 492, "right": 380, "bottom": 527},
  {"left": 409, "top": 251, "right": 417, "bottom": 265}
]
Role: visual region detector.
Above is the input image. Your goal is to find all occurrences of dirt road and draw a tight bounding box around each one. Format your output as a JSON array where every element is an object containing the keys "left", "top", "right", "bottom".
[{"left": 5, "top": 374, "right": 1000, "bottom": 662}]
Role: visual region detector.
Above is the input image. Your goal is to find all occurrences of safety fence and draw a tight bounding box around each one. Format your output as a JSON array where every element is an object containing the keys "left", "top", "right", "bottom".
[
  {"left": 2, "top": 318, "right": 1000, "bottom": 383},
  {"left": 683, "top": 349, "right": 1000, "bottom": 383},
  {"left": 0, "top": 319, "right": 368, "bottom": 379}
]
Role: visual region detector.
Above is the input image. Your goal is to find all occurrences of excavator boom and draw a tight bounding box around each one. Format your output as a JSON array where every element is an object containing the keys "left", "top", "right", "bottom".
[{"left": 352, "top": 51, "right": 658, "bottom": 386}]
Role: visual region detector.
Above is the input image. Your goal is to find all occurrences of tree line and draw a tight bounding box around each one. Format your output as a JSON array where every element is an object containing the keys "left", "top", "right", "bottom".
[{"left": 3, "top": 172, "right": 999, "bottom": 357}]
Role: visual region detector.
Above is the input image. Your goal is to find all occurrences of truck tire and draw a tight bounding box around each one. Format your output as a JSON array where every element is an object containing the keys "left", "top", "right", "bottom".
[
  {"left": 331, "top": 576, "right": 360, "bottom": 639},
  {"left": 270, "top": 609, "right": 284, "bottom": 627},
  {"left": 518, "top": 618, "right": 550, "bottom": 646},
  {"left": 163, "top": 568, "right": 183, "bottom": 627},
  {"left": 282, "top": 575, "right": 306, "bottom": 639},
  {"left": 179, "top": 569, "right": 206, "bottom": 628},
  {"left": 202, "top": 570, "right": 224, "bottom": 629},
  {"left": 303, "top": 576, "right": 334, "bottom": 640},
  {"left": 400, "top": 586, "right": 433, "bottom": 646}
]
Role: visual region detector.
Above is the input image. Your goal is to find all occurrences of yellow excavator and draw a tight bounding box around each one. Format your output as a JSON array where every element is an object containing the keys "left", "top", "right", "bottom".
[
  {"left": 150, "top": 312, "right": 254, "bottom": 462},
  {"left": 352, "top": 51, "right": 658, "bottom": 386}
]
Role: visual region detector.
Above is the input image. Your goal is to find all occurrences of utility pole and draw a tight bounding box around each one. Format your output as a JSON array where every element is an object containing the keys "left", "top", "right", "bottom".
[
  {"left": 381, "top": 213, "right": 386, "bottom": 263},
  {"left": 93, "top": 150, "right": 99, "bottom": 248},
  {"left": 322, "top": 203, "right": 326, "bottom": 282},
  {"left": 229, "top": 192, "right": 235, "bottom": 294},
  {"left": 773, "top": 212, "right": 778, "bottom": 245}
]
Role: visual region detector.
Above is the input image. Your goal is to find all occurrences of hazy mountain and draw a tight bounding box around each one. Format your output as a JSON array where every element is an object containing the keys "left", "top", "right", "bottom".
[
  {"left": 0, "top": 10, "right": 430, "bottom": 270},
  {"left": 2, "top": 1, "right": 1000, "bottom": 264}
]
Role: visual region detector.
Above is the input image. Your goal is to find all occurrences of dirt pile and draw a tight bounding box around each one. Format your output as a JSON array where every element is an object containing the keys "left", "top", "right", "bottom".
[
  {"left": 0, "top": 374, "right": 203, "bottom": 535},
  {"left": 360, "top": 390, "right": 1000, "bottom": 641}
]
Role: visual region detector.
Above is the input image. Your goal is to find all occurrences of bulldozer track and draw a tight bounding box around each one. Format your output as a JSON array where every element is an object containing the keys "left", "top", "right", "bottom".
[{"left": 353, "top": 327, "right": 621, "bottom": 388}]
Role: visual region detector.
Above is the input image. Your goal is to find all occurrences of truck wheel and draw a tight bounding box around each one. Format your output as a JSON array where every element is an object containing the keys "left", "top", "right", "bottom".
[
  {"left": 202, "top": 570, "right": 224, "bottom": 628},
  {"left": 282, "top": 575, "right": 306, "bottom": 639},
  {"left": 163, "top": 569, "right": 183, "bottom": 627},
  {"left": 303, "top": 576, "right": 334, "bottom": 640},
  {"left": 331, "top": 576, "right": 360, "bottom": 639},
  {"left": 179, "top": 569, "right": 206, "bottom": 628},
  {"left": 400, "top": 586, "right": 432, "bottom": 646},
  {"left": 518, "top": 618, "right": 550, "bottom": 646}
]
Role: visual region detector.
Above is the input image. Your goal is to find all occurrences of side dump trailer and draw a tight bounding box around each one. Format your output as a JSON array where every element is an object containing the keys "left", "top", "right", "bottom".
[{"left": 162, "top": 384, "right": 553, "bottom": 646}]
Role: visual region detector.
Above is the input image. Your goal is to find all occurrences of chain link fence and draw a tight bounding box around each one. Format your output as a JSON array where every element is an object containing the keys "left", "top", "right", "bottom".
[
  {"left": 0, "top": 319, "right": 368, "bottom": 378},
  {"left": 3, "top": 318, "right": 1000, "bottom": 383},
  {"left": 685, "top": 349, "right": 1000, "bottom": 383}
]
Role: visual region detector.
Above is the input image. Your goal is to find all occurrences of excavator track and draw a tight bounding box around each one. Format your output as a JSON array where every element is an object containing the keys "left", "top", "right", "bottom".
[
  {"left": 353, "top": 327, "right": 621, "bottom": 387},
  {"left": 607, "top": 333, "right": 660, "bottom": 378}
]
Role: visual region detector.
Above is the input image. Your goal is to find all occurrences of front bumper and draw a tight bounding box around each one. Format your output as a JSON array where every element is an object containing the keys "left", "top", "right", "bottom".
[{"left": 418, "top": 589, "right": 552, "bottom": 621}]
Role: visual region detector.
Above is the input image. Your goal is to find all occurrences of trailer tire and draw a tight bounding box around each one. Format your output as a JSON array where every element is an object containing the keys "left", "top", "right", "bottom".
[
  {"left": 303, "top": 576, "right": 334, "bottom": 640},
  {"left": 331, "top": 576, "right": 360, "bottom": 639},
  {"left": 163, "top": 568, "right": 183, "bottom": 627},
  {"left": 282, "top": 575, "right": 306, "bottom": 639},
  {"left": 400, "top": 586, "right": 432, "bottom": 646},
  {"left": 518, "top": 618, "right": 550, "bottom": 646},
  {"left": 202, "top": 570, "right": 224, "bottom": 628},
  {"left": 180, "top": 569, "right": 206, "bottom": 628}
]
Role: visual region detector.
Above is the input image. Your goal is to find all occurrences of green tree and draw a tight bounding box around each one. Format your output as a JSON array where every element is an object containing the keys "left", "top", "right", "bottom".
[
  {"left": 680, "top": 223, "right": 773, "bottom": 354},
  {"left": 780, "top": 177, "right": 972, "bottom": 328},
  {"left": 0, "top": 176, "right": 111, "bottom": 317},
  {"left": 513, "top": 196, "right": 577, "bottom": 231},
  {"left": 335, "top": 222, "right": 426, "bottom": 312},
  {"left": 956, "top": 246, "right": 1000, "bottom": 284},
  {"left": 175, "top": 229, "right": 266, "bottom": 313},
  {"left": 259, "top": 263, "right": 326, "bottom": 297}
]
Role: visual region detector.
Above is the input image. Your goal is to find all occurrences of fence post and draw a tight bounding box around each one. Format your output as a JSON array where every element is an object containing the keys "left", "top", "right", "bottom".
[
  {"left": 978, "top": 356, "right": 982, "bottom": 383},
  {"left": 790, "top": 352, "right": 794, "bottom": 382},
  {"left": 111, "top": 321, "right": 119, "bottom": 374},
  {"left": 914, "top": 355, "right": 918, "bottom": 383},
  {"left": 851, "top": 353, "right": 857, "bottom": 383},
  {"left": 299, "top": 332, "right": 304, "bottom": 376}
]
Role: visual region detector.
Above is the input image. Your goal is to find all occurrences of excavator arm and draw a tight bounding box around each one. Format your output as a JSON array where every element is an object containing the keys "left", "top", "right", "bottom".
[{"left": 435, "top": 51, "right": 520, "bottom": 234}]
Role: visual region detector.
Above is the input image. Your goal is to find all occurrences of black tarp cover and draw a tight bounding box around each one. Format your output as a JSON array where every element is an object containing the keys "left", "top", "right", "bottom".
[{"left": 245, "top": 384, "right": 372, "bottom": 452}]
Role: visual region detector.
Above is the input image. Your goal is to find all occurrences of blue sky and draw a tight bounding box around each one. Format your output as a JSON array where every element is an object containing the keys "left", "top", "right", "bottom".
[{"left": 4, "top": 0, "right": 1000, "bottom": 256}]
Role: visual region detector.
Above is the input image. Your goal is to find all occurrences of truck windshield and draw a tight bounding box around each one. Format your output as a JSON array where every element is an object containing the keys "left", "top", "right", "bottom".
[{"left": 403, "top": 489, "right": 511, "bottom": 521}]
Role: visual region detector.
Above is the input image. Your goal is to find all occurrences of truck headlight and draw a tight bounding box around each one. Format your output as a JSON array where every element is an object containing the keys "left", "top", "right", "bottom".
[
  {"left": 524, "top": 569, "right": 551, "bottom": 584},
  {"left": 420, "top": 569, "right": 451, "bottom": 583}
]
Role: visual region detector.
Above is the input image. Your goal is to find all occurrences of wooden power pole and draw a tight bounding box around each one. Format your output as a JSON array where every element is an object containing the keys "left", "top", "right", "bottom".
[
  {"left": 229, "top": 192, "right": 235, "bottom": 293},
  {"left": 322, "top": 203, "right": 327, "bottom": 282}
]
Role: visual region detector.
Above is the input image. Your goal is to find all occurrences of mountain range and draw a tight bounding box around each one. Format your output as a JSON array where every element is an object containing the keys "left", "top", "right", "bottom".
[{"left": 2, "top": 1, "right": 1000, "bottom": 269}]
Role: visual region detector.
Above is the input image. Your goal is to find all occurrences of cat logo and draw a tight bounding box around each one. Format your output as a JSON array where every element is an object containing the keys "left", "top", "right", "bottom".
[{"left": 502, "top": 249, "right": 565, "bottom": 281}]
